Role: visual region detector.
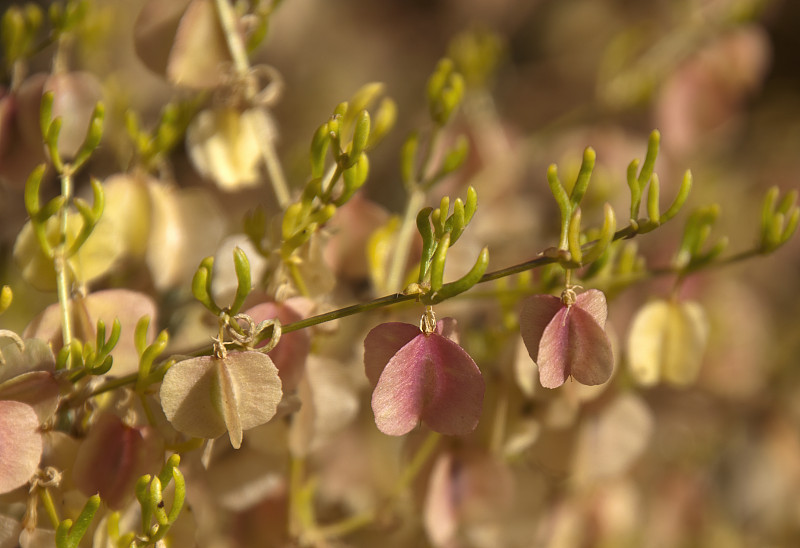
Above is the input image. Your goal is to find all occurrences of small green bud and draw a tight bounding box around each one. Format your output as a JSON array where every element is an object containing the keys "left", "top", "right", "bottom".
[
  {"left": 349, "top": 110, "right": 370, "bottom": 161},
  {"left": 231, "top": 247, "right": 252, "bottom": 314},
  {"left": 310, "top": 122, "right": 330, "bottom": 178}
]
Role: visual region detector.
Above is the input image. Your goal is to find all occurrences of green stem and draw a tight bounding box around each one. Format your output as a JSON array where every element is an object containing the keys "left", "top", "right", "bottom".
[
  {"left": 214, "top": 0, "right": 249, "bottom": 74},
  {"left": 76, "top": 226, "right": 775, "bottom": 401},
  {"left": 56, "top": 170, "right": 74, "bottom": 355},
  {"left": 40, "top": 487, "right": 61, "bottom": 528},
  {"left": 385, "top": 188, "right": 426, "bottom": 292}
]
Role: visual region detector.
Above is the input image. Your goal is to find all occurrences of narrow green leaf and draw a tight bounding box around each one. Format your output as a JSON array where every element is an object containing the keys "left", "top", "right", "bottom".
[
  {"left": 569, "top": 147, "right": 595, "bottom": 208},
  {"left": 429, "top": 232, "right": 451, "bottom": 292},
  {"left": 661, "top": 170, "right": 692, "bottom": 223},
  {"left": 230, "top": 247, "right": 252, "bottom": 315}
]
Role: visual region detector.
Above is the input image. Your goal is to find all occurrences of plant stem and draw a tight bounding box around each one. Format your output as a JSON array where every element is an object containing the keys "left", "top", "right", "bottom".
[
  {"left": 55, "top": 170, "right": 74, "bottom": 355},
  {"left": 214, "top": 0, "right": 290, "bottom": 208},
  {"left": 40, "top": 487, "right": 61, "bottom": 528},
  {"left": 77, "top": 229, "right": 776, "bottom": 400}
]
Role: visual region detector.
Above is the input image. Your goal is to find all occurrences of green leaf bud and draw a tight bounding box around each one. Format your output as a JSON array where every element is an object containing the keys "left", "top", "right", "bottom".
[
  {"left": 349, "top": 110, "right": 371, "bottom": 161},
  {"left": 230, "top": 247, "right": 252, "bottom": 314},
  {"left": 569, "top": 147, "right": 595, "bottom": 208},
  {"left": 24, "top": 164, "right": 47, "bottom": 217},
  {"left": 191, "top": 257, "right": 220, "bottom": 314},
  {"left": 134, "top": 316, "right": 150, "bottom": 357},
  {"left": 310, "top": 122, "right": 331, "bottom": 179},
  {"left": 464, "top": 186, "right": 478, "bottom": 223}
]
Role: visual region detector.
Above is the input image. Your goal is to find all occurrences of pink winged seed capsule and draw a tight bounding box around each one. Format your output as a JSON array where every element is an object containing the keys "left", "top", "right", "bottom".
[
  {"left": 519, "top": 289, "right": 613, "bottom": 389},
  {"left": 364, "top": 318, "right": 485, "bottom": 437}
]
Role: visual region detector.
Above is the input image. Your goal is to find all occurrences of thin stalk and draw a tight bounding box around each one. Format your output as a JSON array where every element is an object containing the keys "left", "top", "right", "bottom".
[
  {"left": 40, "top": 487, "right": 61, "bottom": 528},
  {"left": 55, "top": 170, "right": 74, "bottom": 355},
  {"left": 76, "top": 226, "right": 775, "bottom": 400},
  {"left": 215, "top": 0, "right": 290, "bottom": 207},
  {"left": 253, "top": 110, "right": 290, "bottom": 208}
]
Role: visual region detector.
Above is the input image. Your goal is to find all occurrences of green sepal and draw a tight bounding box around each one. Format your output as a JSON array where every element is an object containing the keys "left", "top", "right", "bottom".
[
  {"left": 230, "top": 247, "right": 252, "bottom": 315},
  {"left": 429, "top": 232, "right": 451, "bottom": 293},
  {"left": 426, "top": 247, "right": 489, "bottom": 304},
  {"left": 191, "top": 257, "right": 220, "bottom": 314},
  {"left": 569, "top": 147, "right": 595, "bottom": 208}
]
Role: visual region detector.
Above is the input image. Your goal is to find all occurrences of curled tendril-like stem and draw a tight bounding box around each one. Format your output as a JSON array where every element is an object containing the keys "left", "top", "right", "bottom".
[
  {"left": 30, "top": 467, "right": 63, "bottom": 492},
  {"left": 0, "top": 329, "right": 26, "bottom": 364},
  {"left": 560, "top": 285, "right": 583, "bottom": 308},
  {"left": 221, "top": 313, "right": 282, "bottom": 354}
]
